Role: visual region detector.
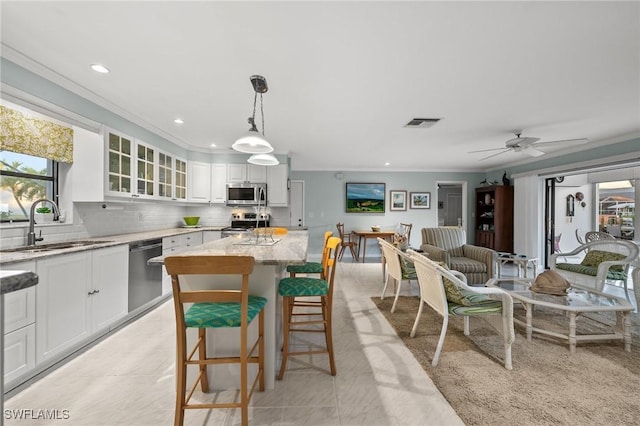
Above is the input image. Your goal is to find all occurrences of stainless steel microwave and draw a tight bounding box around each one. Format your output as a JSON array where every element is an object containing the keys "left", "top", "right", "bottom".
[{"left": 226, "top": 183, "right": 267, "bottom": 206}]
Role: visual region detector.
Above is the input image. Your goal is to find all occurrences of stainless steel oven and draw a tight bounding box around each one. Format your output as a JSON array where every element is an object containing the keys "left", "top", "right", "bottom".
[{"left": 221, "top": 216, "right": 270, "bottom": 238}]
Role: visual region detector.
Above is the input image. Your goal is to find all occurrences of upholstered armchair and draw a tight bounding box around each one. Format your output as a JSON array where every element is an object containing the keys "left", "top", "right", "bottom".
[{"left": 420, "top": 227, "right": 497, "bottom": 285}]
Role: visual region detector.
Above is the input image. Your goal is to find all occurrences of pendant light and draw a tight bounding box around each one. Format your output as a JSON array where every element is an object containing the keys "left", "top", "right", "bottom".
[
  {"left": 247, "top": 153, "right": 279, "bottom": 166},
  {"left": 232, "top": 75, "right": 274, "bottom": 154}
]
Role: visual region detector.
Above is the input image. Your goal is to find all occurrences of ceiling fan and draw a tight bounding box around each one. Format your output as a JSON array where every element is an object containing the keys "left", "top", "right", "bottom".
[{"left": 469, "top": 132, "right": 589, "bottom": 161}]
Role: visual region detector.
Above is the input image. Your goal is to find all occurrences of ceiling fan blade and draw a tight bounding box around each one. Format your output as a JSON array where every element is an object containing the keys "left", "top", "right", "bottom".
[
  {"left": 468, "top": 147, "right": 511, "bottom": 154},
  {"left": 479, "top": 149, "right": 510, "bottom": 161},
  {"left": 532, "top": 138, "right": 589, "bottom": 148},
  {"left": 524, "top": 148, "right": 545, "bottom": 157}
]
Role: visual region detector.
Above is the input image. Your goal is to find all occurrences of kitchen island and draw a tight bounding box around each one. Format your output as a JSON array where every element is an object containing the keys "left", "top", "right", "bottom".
[
  {"left": 148, "top": 230, "right": 309, "bottom": 389},
  {"left": 1, "top": 270, "right": 39, "bottom": 418}
]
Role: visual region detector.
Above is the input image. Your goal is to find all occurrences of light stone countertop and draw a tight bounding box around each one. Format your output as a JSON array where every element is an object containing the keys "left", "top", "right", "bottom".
[
  {"left": 0, "top": 226, "right": 226, "bottom": 265},
  {"left": 148, "top": 231, "right": 309, "bottom": 266}
]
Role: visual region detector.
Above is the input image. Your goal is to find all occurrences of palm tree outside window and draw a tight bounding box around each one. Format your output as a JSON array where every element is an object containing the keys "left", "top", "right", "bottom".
[{"left": 0, "top": 151, "right": 58, "bottom": 223}]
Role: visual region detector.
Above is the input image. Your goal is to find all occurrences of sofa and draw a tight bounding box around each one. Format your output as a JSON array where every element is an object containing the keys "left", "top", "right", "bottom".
[{"left": 420, "top": 227, "right": 497, "bottom": 285}]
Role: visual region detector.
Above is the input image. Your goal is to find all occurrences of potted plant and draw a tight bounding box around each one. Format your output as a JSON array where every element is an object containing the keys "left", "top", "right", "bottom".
[{"left": 34, "top": 206, "right": 54, "bottom": 223}]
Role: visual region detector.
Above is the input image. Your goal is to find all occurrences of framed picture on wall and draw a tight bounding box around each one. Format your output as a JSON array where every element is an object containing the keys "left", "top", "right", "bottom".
[
  {"left": 410, "top": 192, "right": 431, "bottom": 209},
  {"left": 390, "top": 190, "right": 407, "bottom": 211},
  {"left": 345, "top": 182, "right": 385, "bottom": 213}
]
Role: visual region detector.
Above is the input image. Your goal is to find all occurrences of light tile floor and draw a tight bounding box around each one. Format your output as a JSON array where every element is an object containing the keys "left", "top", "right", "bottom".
[{"left": 5, "top": 260, "right": 464, "bottom": 426}]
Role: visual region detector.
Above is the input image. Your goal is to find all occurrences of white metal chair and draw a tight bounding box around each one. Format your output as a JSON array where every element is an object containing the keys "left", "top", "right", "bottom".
[
  {"left": 378, "top": 238, "right": 417, "bottom": 313},
  {"left": 584, "top": 231, "right": 616, "bottom": 243},
  {"left": 406, "top": 249, "right": 514, "bottom": 370}
]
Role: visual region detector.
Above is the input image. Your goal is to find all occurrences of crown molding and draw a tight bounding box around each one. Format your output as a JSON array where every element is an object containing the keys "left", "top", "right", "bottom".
[{"left": 1, "top": 44, "right": 191, "bottom": 150}]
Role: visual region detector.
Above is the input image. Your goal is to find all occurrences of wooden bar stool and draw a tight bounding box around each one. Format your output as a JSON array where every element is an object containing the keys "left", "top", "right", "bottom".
[
  {"left": 277, "top": 237, "right": 341, "bottom": 379},
  {"left": 164, "top": 255, "right": 266, "bottom": 426}
]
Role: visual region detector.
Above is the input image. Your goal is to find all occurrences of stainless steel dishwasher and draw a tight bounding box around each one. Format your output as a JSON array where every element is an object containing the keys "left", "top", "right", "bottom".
[{"left": 128, "top": 238, "right": 163, "bottom": 312}]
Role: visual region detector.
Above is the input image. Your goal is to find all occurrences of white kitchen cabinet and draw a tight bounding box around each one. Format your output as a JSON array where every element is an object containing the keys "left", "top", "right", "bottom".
[
  {"left": 174, "top": 157, "right": 188, "bottom": 201},
  {"left": 134, "top": 140, "right": 156, "bottom": 199},
  {"left": 267, "top": 164, "right": 289, "bottom": 206},
  {"left": 247, "top": 164, "right": 267, "bottom": 183},
  {"left": 4, "top": 324, "right": 35, "bottom": 387},
  {"left": 36, "top": 252, "right": 92, "bottom": 364},
  {"left": 210, "top": 164, "right": 227, "bottom": 204},
  {"left": 184, "top": 231, "right": 203, "bottom": 248},
  {"left": 3, "top": 261, "right": 37, "bottom": 388},
  {"left": 227, "top": 164, "right": 247, "bottom": 183},
  {"left": 72, "top": 128, "right": 122, "bottom": 201},
  {"left": 187, "top": 161, "right": 211, "bottom": 203},
  {"left": 73, "top": 128, "right": 168, "bottom": 202},
  {"left": 157, "top": 150, "right": 174, "bottom": 200},
  {"left": 35, "top": 246, "right": 129, "bottom": 365},
  {"left": 106, "top": 130, "right": 135, "bottom": 198},
  {"left": 161, "top": 232, "right": 204, "bottom": 294},
  {"left": 227, "top": 164, "right": 267, "bottom": 183},
  {"left": 90, "top": 245, "right": 129, "bottom": 332}
]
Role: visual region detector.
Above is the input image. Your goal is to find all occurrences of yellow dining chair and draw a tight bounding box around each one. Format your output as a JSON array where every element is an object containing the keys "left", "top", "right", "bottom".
[
  {"left": 164, "top": 255, "right": 266, "bottom": 426},
  {"left": 277, "top": 236, "right": 341, "bottom": 379}
]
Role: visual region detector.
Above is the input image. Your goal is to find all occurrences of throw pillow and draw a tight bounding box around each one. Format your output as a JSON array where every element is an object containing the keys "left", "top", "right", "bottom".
[
  {"left": 436, "top": 261, "right": 471, "bottom": 306},
  {"left": 580, "top": 250, "right": 626, "bottom": 272}
]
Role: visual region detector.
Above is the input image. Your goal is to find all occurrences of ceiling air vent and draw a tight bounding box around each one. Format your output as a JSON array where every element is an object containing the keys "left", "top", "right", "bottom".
[{"left": 404, "top": 118, "right": 441, "bottom": 128}]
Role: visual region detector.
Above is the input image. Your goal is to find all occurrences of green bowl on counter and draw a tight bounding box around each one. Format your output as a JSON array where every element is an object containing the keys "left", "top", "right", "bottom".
[{"left": 183, "top": 216, "right": 200, "bottom": 226}]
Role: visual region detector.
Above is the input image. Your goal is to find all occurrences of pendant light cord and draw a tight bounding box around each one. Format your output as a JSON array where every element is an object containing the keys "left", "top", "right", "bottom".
[
  {"left": 250, "top": 91, "right": 265, "bottom": 136},
  {"left": 260, "top": 93, "right": 265, "bottom": 136}
]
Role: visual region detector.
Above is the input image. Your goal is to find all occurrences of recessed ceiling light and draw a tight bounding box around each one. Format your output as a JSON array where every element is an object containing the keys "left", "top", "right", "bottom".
[
  {"left": 210, "top": 143, "right": 217, "bottom": 147},
  {"left": 385, "top": 162, "right": 391, "bottom": 166},
  {"left": 91, "top": 64, "right": 109, "bottom": 74},
  {"left": 174, "top": 118, "right": 184, "bottom": 124}
]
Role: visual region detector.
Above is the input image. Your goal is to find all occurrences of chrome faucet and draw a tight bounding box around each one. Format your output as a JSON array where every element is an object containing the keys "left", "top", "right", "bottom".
[{"left": 28, "top": 199, "right": 60, "bottom": 246}]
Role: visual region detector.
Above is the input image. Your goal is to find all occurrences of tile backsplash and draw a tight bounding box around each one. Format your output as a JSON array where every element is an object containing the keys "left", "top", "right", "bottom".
[{"left": 0, "top": 202, "right": 290, "bottom": 249}]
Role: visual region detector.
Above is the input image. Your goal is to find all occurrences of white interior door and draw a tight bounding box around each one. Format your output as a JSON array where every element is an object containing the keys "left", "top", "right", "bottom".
[{"left": 289, "top": 180, "right": 304, "bottom": 228}]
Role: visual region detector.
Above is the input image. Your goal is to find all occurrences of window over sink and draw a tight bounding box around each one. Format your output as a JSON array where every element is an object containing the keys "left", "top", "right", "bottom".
[{"left": 0, "top": 151, "right": 59, "bottom": 223}]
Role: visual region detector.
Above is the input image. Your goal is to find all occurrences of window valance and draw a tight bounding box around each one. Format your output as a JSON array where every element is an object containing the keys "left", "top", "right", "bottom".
[{"left": 0, "top": 105, "right": 74, "bottom": 163}]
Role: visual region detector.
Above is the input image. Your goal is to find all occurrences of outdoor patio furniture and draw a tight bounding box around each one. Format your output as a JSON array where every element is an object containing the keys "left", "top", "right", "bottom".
[{"left": 550, "top": 239, "right": 638, "bottom": 301}]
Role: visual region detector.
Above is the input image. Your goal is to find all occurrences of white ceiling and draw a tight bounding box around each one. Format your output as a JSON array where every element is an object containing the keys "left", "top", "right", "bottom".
[{"left": 1, "top": 1, "right": 638, "bottom": 172}]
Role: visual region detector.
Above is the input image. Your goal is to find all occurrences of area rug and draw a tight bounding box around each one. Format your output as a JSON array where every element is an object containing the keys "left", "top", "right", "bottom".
[{"left": 372, "top": 296, "right": 640, "bottom": 426}]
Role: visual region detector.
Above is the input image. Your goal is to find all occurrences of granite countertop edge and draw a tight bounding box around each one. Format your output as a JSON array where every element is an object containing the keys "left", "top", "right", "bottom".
[
  {"left": 1, "top": 270, "right": 39, "bottom": 294},
  {"left": 0, "top": 226, "right": 228, "bottom": 265}
]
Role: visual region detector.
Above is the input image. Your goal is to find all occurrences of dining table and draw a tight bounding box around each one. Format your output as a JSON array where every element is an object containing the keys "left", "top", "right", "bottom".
[
  {"left": 148, "top": 230, "right": 308, "bottom": 390},
  {"left": 352, "top": 230, "right": 395, "bottom": 263}
]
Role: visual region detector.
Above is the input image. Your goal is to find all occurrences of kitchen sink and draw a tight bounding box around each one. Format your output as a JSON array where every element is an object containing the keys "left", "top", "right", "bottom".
[{"left": 0, "top": 240, "right": 113, "bottom": 253}]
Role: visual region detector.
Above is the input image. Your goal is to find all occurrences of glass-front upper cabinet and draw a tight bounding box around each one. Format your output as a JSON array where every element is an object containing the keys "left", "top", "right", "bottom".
[
  {"left": 174, "top": 158, "right": 187, "bottom": 201},
  {"left": 136, "top": 142, "right": 155, "bottom": 197},
  {"left": 158, "top": 151, "right": 173, "bottom": 199},
  {"left": 107, "top": 132, "right": 132, "bottom": 196}
]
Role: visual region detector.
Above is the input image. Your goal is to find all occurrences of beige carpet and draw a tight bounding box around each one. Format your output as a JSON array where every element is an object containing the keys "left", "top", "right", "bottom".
[{"left": 372, "top": 296, "right": 640, "bottom": 426}]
